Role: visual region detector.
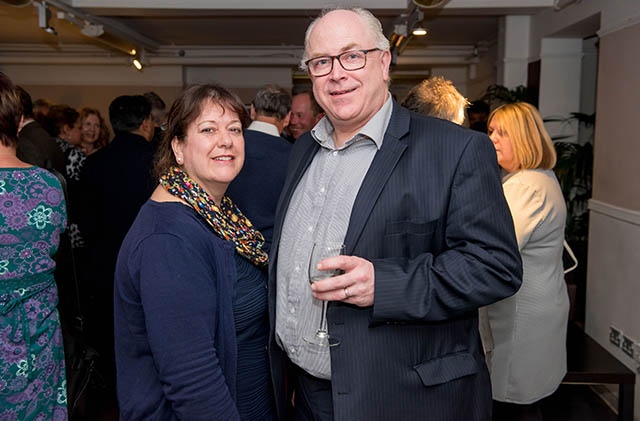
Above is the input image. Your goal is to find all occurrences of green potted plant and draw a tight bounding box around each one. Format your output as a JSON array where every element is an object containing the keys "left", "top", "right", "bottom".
[
  {"left": 480, "top": 84, "right": 536, "bottom": 107},
  {"left": 544, "top": 112, "right": 594, "bottom": 248}
]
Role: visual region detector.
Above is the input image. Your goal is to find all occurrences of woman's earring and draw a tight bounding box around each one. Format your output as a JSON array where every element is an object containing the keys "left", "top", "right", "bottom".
[{"left": 176, "top": 156, "right": 183, "bottom": 164}]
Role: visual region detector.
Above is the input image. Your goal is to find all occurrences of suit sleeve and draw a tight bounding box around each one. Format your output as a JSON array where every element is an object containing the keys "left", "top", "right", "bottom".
[
  {"left": 371, "top": 134, "right": 522, "bottom": 322},
  {"left": 134, "top": 233, "right": 240, "bottom": 420}
]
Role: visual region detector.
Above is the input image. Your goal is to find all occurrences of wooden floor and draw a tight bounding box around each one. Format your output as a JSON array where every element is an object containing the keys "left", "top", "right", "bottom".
[
  {"left": 79, "top": 383, "right": 618, "bottom": 420},
  {"left": 540, "top": 384, "right": 617, "bottom": 421}
]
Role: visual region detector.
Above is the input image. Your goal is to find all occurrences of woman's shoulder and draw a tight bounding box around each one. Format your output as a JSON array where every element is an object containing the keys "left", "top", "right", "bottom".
[
  {"left": 504, "top": 169, "right": 559, "bottom": 188},
  {"left": 137, "top": 200, "right": 201, "bottom": 230},
  {"left": 1, "top": 166, "right": 63, "bottom": 189},
  {"left": 134, "top": 200, "right": 230, "bottom": 248},
  {"left": 503, "top": 169, "right": 565, "bottom": 212}
]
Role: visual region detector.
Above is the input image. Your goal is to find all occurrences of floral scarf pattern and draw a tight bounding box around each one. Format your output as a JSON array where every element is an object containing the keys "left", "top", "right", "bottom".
[{"left": 159, "top": 166, "right": 268, "bottom": 267}]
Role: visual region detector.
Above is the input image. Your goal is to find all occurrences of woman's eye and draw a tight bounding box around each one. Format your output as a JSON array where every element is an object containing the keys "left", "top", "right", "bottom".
[{"left": 230, "top": 127, "right": 242, "bottom": 134}]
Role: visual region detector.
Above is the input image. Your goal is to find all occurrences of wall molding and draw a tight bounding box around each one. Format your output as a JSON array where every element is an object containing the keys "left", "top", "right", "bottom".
[
  {"left": 598, "top": 12, "right": 640, "bottom": 38},
  {"left": 589, "top": 199, "right": 640, "bottom": 226}
]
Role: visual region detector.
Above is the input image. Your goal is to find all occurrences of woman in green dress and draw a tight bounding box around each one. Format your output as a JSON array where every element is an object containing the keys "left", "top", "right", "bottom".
[{"left": 0, "top": 72, "right": 68, "bottom": 420}]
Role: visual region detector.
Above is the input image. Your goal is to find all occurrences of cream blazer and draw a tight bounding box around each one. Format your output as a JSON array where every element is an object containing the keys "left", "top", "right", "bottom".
[{"left": 487, "top": 169, "right": 570, "bottom": 404}]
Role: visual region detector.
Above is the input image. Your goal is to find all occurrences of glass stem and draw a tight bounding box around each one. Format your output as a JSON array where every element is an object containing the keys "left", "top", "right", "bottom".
[{"left": 318, "top": 300, "right": 328, "bottom": 335}]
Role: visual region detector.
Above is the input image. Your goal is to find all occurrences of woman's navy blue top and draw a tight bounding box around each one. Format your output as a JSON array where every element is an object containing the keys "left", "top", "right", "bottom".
[
  {"left": 233, "top": 254, "right": 274, "bottom": 420},
  {"left": 114, "top": 200, "right": 273, "bottom": 420}
]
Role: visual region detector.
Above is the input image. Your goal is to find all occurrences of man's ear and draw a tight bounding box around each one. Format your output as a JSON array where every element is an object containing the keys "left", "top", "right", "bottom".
[
  {"left": 60, "top": 124, "right": 71, "bottom": 139},
  {"left": 282, "top": 111, "right": 291, "bottom": 129},
  {"left": 141, "top": 116, "right": 154, "bottom": 140},
  {"left": 380, "top": 49, "right": 392, "bottom": 83},
  {"left": 250, "top": 104, "right": 256, "bottom": 121}
]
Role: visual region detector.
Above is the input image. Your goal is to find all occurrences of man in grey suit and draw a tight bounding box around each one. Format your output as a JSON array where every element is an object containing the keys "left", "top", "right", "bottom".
[{"left": 268, "top": 7, "right": 522, "bottom": 421}]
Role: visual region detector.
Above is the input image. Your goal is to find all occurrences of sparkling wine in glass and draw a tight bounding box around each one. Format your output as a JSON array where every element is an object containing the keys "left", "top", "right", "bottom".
[{"left": 304, "top": 242, "right": 345, "bottom": 348}]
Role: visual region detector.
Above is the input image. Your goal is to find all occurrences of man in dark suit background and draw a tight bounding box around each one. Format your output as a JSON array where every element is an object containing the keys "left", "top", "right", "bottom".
[
  {"left": 225, "top": 85, "right": 292, "bottom": 252},
  {"left": 15, "top": 86, "right": 65, "bottom": 174},
  {"left": 79, "top": 94, "right": 155, "bottom": 401},
  {"left": 269, "top": 7, "right": 523, "bottom": 421}
]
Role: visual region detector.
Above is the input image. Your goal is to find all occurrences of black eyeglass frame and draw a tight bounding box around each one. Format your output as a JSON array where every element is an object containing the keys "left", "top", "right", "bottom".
[{"left": 304, "top": 48, "right": 382, "bottom": 77}]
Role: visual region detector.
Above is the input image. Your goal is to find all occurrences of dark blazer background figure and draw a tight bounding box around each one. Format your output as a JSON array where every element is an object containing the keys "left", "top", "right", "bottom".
[
  {"left": 225, "top": 129, "right": 291, "bottom": 253},
  {"left": 269, "top": 102, "right": 523, "bottom": 420},
  {"left": 78, "top": 94, "right": 154, "bottom": 397},
  {"left": 15, "top": 86, "right": 65, "bottom": 174},
  {"left": 226, "top": 84, "right": 292, "bottom": 252}
]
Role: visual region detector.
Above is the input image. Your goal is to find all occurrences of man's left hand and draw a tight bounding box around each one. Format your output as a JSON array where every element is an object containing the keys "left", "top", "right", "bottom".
[{"left": 310, "top": 255, "right": 374, "bottom": 307}]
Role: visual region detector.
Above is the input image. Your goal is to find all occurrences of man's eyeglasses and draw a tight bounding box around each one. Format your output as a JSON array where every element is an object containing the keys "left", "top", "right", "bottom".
[{"left": 305, "top": 48, "right": 381, "bottom": 77}]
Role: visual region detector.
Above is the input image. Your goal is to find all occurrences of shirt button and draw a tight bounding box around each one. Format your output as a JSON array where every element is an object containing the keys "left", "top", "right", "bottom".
[
  {"left": 333, "top": 151, "right": 339, "bottom": 156},
  {"left": 289, "top": 347, "right": 296, "bottom": 354},
  {"left": 307, "top": 226, "right": 313, "bottom": 232},
  {"left": 290, "top": 307, "right": 295, "bottom": 314}
]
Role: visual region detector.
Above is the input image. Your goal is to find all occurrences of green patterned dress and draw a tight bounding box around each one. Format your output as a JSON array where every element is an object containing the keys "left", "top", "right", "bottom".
[{"left": 0, "top": 166, "right": 68, "bottom": 420}]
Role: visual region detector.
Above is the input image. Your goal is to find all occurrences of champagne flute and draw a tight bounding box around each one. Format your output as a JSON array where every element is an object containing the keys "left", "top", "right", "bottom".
[{"left": 304, "top": 242, "right": 345, "bottom": 348}]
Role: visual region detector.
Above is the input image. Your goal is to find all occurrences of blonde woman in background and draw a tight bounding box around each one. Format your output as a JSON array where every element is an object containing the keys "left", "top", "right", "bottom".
[
  {"left": 79, "top": 107, "right": 110, "bottom": 156},
  {"left": 486, "top": 102, "right": 569, "bottom": 421}
]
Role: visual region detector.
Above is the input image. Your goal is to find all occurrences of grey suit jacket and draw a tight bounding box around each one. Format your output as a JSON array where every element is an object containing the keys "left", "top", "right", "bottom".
[{"left": 268, "top": 102, "right": 522, "bottom": 421}]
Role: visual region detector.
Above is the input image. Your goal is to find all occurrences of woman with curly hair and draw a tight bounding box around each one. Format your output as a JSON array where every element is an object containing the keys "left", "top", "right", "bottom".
[{"left": 78, "top": 107, "right": 110, "bottom": 156}]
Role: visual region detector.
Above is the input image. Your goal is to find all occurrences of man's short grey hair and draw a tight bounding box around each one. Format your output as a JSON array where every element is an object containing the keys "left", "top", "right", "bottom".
[
  {"left": 300, "top": 7, "right": 391, "bottom": 71},
  {"left": 401, "top": 76, "right": 469, "bottom": 124},
  {"left": 143, "top": 91, "right": 166, "bottom": 126},
  {"left": 252, "top": 85, "right": 291, "bottom": 120}
]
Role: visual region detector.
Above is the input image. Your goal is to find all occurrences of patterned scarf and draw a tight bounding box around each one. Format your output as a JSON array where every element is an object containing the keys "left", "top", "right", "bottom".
[{"left": 159, "top": 166, "right": 268, "bottom": 267}]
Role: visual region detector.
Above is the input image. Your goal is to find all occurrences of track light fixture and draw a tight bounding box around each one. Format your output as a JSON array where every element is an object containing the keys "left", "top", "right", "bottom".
[
  {"left": 389, "top": 5, "right": 426, "bottom": 58},
  {"left": 36, "top": 1, "right": 57, "bottom": 36},
  {"left": 412, "top": 0, "right": 450, "bottom": 7},
  {"left": 132, "top": 49, "right": 145, "bottom": 71},
  {"left": 28, "top": 0, "right": 159, "bottom": 68},
  {"left": 412, "top": 27, "right": 427, "bottom": 36}
]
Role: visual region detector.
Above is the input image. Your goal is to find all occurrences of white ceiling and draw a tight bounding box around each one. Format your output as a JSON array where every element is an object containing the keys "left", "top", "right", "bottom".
[{"left": 0, "top": 0, "right": 573, "bottom": 73}]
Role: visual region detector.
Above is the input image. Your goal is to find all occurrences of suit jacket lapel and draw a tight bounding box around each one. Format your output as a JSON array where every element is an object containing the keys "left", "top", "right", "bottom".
[
  {"left": 343, "top": 103, "right": 410, "bottom": 254},
  {"left": 270, "top": 137, "right": 320, "bottom": 279}
]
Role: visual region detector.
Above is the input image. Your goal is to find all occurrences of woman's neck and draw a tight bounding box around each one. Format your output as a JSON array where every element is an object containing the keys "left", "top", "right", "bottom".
[
  {"left": 82, "top": 142, "right": 97, "bottom": 155},
  {"left": 0, "top": 146, "right": 30, "bottom": 168}
]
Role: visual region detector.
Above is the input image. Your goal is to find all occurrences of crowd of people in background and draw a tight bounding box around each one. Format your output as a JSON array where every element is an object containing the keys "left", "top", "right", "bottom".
[{"left": 0, "top": 6, "right": 572, "bottom": 421}]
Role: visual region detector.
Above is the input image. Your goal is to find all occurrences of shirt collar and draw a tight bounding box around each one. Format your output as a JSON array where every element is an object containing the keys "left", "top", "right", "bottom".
[
  {"left": 311, "top": 93, "right": 393, "bottom": 151},
  {"left": 247, "top": 120, "right": 281, "bottom": 137}
]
